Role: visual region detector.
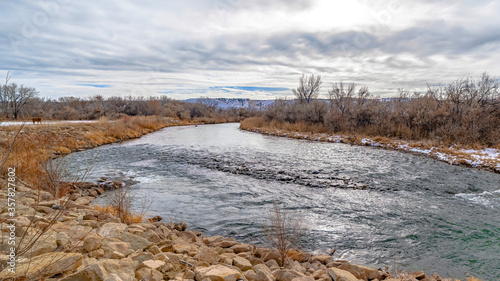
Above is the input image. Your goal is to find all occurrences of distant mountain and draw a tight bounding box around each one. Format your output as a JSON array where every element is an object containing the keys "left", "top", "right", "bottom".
[{"left": 184, "top": 98, "right": 276, "bottom": 109}]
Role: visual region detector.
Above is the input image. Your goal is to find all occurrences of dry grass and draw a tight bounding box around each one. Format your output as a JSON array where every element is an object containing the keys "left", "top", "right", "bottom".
[
  {"left": 92, "top": 203, "right": 144, "bottom": 224},
  {"left": 0, "top": 116, "right": 186, "bottom": 196}
]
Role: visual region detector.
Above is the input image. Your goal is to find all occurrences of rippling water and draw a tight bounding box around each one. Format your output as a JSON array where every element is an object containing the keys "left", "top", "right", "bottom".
[{"left": 63, "top": 123, "right": 500, "bottom": 280}]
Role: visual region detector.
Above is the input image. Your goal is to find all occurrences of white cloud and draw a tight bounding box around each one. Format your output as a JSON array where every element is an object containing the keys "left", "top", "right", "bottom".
[{"left": 0, "top": 0, "right": 499, "bottom": 99}]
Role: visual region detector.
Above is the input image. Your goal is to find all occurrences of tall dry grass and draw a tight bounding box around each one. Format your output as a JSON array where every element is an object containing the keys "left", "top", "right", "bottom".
[{"left": 0, "top": 116, "right": 175, "bottom": 196}]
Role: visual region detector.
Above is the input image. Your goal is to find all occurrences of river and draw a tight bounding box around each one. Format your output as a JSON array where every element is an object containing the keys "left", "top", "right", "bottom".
[{"left": 63, "top": 123, "right": 500, "bottom": 280}]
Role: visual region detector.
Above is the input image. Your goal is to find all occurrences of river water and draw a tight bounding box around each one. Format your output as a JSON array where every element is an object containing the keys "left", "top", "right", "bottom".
[{"left": 63, "top": 123, "right": 500, "bottom": 280}]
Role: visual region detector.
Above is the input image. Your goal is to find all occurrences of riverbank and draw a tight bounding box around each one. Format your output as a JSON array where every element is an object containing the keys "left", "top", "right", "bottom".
[
  {"left": 240, "top": 118, "right": 500, "bottom": 174},
  {"left": 0, "top": 180, "right": 471, "bottom": 281},
  {"left": 0, "top": 116, "right": 204, "bottom": 192}
]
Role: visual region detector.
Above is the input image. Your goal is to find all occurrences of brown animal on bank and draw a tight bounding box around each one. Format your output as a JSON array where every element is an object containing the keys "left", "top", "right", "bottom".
[{"left": 32, "top": 117, "right": 42, "bottom": 124}]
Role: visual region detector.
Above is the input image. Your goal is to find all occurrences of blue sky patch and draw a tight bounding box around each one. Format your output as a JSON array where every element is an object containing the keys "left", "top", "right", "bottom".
[{"left": 77, "top": 84, "right": 112, "bottom": 88}]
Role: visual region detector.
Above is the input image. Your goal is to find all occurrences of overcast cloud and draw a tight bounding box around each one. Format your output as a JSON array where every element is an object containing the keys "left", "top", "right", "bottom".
[{"left": 1, "top": 0, "right": 499, "bottom": 99}]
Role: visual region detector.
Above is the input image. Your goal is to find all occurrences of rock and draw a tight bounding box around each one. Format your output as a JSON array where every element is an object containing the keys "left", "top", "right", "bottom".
[
  {"left": 0, "top": 252, "right": 82, "bottom": 280},
  {"left": 291, "top": 277, "right": 315, "bottom": 281},
  {"left": 143, "top": 259, "right": 165, "bottom": 270},
  {"left": 231, "top": 243, "right": 253, "bottom": 253},
  {"left": 149, "top": 244, "right": 161, "bottom": 255},
  {"left": 83, "top": 235, "right": 104, "bottom": 252},
  {"left": 274, "top": 269, "right": 306, "bottom": 281},
  {"left": 136, "top": 267, "right": 163, "bottom": 281},
  {"left": 26, "top": 232, "right": 58, "bottom": 257},
  {"left": 253, "top": 264, "right": 272, "bottom": 274},
  {"left": 129, "top": 252, "right": 155, "bottom": 265},
  {"left": 244, "top": 270, "right": 257, "bottom": 281},
  {"left": 196, "top": 246, "right": 221, "bottom": 264},
  {"left": 217, "top": 238, "right": 238, "bottom": 248},
  {"left": 120, "top": 231, "right": 153, "bottom": 251},
  {"left": 412, "top": 271, "right": 426, "bottom": 280},
  {"left": 311, "top": 255, "right": 334, "bottom": 265},
  {"left": 195, "top": 264, "right": 243, "bottom": 281},
  {"left": 75, "top": 196, "right": 94, "bottom": 205},
  {"left": 328, "top": 268, "right": 359, "bottom": 281},
  {"left": 179, "top": 230, "right": 198, "bottom": 242},
  {"left": 265, "top": 259, "right": 280, "bottom": 271},
  {"left": 61, "top": 258, "right": 138, "bottom": 281},
  {"left": 263, "top": 250, "right": 282, "bottom": 265},
  {"left": 56, "top": 232, "right": 71, "bottom": 247},
  {"left": 97, "top": 222, "right": 128, "bottom": 238},
  {"left": 234, "top": 256, "right": 253, "bottom": 271},
  {"left": 337, "top": 263, "right": 367, "bottom": 281},
  {"left": 254, "top": 247, "right": 270, "bottom": 258},
  {"left": 149, "top": 215, "right": 163, "bottom": 222},
  {"left": 155, "top": 225, "right": 171, "bottom": 239},
  {"left": 172, "top": 242, "right": 200, "bottom": 256},
  {"left": 141, "top": 229, "right": 162, "bottom": 243},
  {"left": 289, "top": 260, "right": 307, "bottom": 274},
  {"left": 255, "top": 270, "right": 276, "bottom": 281}
]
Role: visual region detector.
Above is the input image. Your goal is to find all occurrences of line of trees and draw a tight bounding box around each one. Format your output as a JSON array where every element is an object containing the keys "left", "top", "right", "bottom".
[
  {"left": 264, "top": 73, "right": 500, "bottom": 146},
  {"left": 0, "top": 73, "right": 258, "bottom": 122}
]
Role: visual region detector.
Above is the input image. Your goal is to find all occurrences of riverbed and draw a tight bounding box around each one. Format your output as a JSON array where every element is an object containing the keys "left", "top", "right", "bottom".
[{"left": 63, "top": 123, "right": 500, "bottom": 280}]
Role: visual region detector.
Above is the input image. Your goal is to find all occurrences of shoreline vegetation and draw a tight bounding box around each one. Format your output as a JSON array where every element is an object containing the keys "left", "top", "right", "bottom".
[
  {"left": 0, "top": 118, "right": 486, "bottom": 280},
  {"left": 240, "top": 117, "right": 500, "bottom": 174},
  {"left": 240, "top": 73, "right": 500, "bottom": 174}
]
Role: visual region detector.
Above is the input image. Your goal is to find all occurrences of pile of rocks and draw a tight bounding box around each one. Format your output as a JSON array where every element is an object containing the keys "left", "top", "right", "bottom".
[{"left": 0, "top": 181, "right": 452, "bottom": 281}]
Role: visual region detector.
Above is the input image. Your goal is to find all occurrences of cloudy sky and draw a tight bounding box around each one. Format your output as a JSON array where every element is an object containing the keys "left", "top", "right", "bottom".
[{"left": 1, "top": 0, "right": 500, "bottom": 99}]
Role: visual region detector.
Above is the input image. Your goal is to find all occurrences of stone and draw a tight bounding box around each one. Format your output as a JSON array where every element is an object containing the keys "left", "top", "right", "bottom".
[
  {"left": 255, "top": 270, "right": 276, "bottom": 281},
  {"left": 141, "top": 229, "right": 162, "bottom": 243},
  {"left": 265, "top": 259, "right": 280, "bottom": 270},
  {"left": 328, "top": 268, "right": 359, "bottom": 281},
  {"left": 172, "top": 242, "right": 200, "bottom": 256},
  {"left": 245, "top": 269, "right": 257, "bottom": 281},
  {"left": 97, "top": 222, "right": 128, "bottom": 238},
  {"left": 274, "top": 269, "right": 306, "bottom": 281},
  {"left": 231, "top": 243, "right": 253, "bottom": 253},
  {"left": 149, "top": 244, "right": 161, "bottom": 255},
  {"left": 26, "top": 232, "right": 58, "bottom": 257},
  {"left": 289, "top": 260, "right": 307, "bottom": 274},
  {"left": 75, "top": 196, "right": 94, "bottom": 205},
  {"left": 136, "top": 267, "right": 163, "bottom": 281},
  {"left": 60, "top": 258, "right": 138, "bottom": 281},
  {"left": 311, "top": 255, "right": 334, "bottom": 265},
  {"left": 234, "top": 256, "right": 253, "bottom": 271},
  {"left": 291, "top": 277, "right": 315, "bottom": 281},
  {"left": 196, "top": 246, "right": 221, "bottom": 264},
  {"left": 83, "top": 236, "right": 104, "bottom": 252},
  {"left": 56, "top": 232, "right": 71, "bottom": 247},
  {"left": 195, "top": 264, "right": 242, "bottom": 281},
  {"left": 263, "top": 250, "right": 282, "bottom": 265},
  {"left": 143, "top": 259, "right": 166, "bottom": 270},
  {"left": 120, "top": 231, "right": 153, "bottom": 251},
  {"left": 0, "top": 252, "right": 83, "bottom": 280},
  {"left": 337, "top": 263, "right": 367, "bottom": 281},
  {"left": 412, "top": 271, "right": 426, "bottom": 280},
  {"left": 216, "top": 238, "right": 238, "bottom": 248}
]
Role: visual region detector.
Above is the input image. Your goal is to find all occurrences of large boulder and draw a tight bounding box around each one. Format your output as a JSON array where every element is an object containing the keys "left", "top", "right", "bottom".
[
  {"left": 25, "top": 232, "right": 58, "bottom": 257},
  {"left": 195, "top": 264, "right": 242, "bottom": 281},
  {"left": 337, "top": 263, "right": 379, "bottom": 281},
  {"left": 196, "top": 246, "right": 221, "bottom": 264},
  {"left": 60, "top": 258, "right": 138, "bottom": 281},
  {"left": 328, "top": 268, "right": 359, "bottom": 281},
  {"left": 97, "top": 222, "right": 128, "bottom": 238},
  {"left": 0, "top": 252, "right": 83, "bottom": 280},
  {"left": 233, "top": 256, "right": 253, "bottom": 271},
  {"left": 274, "top": 269, "right": 306, "bottom": 281},
  {"left": 120, "top": 231, "right": 153, "bottom": 251}
]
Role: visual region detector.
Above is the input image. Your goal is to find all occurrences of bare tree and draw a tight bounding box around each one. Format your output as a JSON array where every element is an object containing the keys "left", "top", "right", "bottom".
[
  {"left": 328, "top": 81, "right": 356, "bottom": 116},
  {"left": 264, "top": 201, "right": 304, "bottom": 266},
  {"left": 1, "top": 73, "right": 38, "bottom": 119},
  {"left": 292, "top": 74, "right": 322, "bottom": 103}
]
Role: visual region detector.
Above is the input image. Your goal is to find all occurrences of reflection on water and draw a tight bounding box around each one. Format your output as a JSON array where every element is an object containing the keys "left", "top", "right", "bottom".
[{"left": 63, "top": 123, "right": 500, "bottom": 280}]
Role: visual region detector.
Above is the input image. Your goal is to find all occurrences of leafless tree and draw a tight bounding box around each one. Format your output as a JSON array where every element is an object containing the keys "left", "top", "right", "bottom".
[
  {"left": 328, "top": 81, "right": 356, "bottom": 116},
  {"left": 197, "top": 96, "right": 219, "bottom": 110},
  {"left": 1, "top": 73, "right": 38, "bottom": 119},
  {"left": 264, "top": 201, "right": 304, "bottom": 266},
  {"left": 292, "top": 74, "right": 322, "bottom": 103}
]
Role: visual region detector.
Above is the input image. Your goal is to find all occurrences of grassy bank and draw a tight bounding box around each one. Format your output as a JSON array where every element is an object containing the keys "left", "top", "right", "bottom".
[
  {"left": 241, "top": 117, "right": 500, "bottom": 173},
  {"left": 0, "top": 116, "right": 201, "bottom": 193}
]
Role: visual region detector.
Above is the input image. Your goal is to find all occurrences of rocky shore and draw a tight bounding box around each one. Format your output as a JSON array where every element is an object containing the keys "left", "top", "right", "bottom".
[{"left": 0, "top": 180, "right": 461, "bottom": 281}]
